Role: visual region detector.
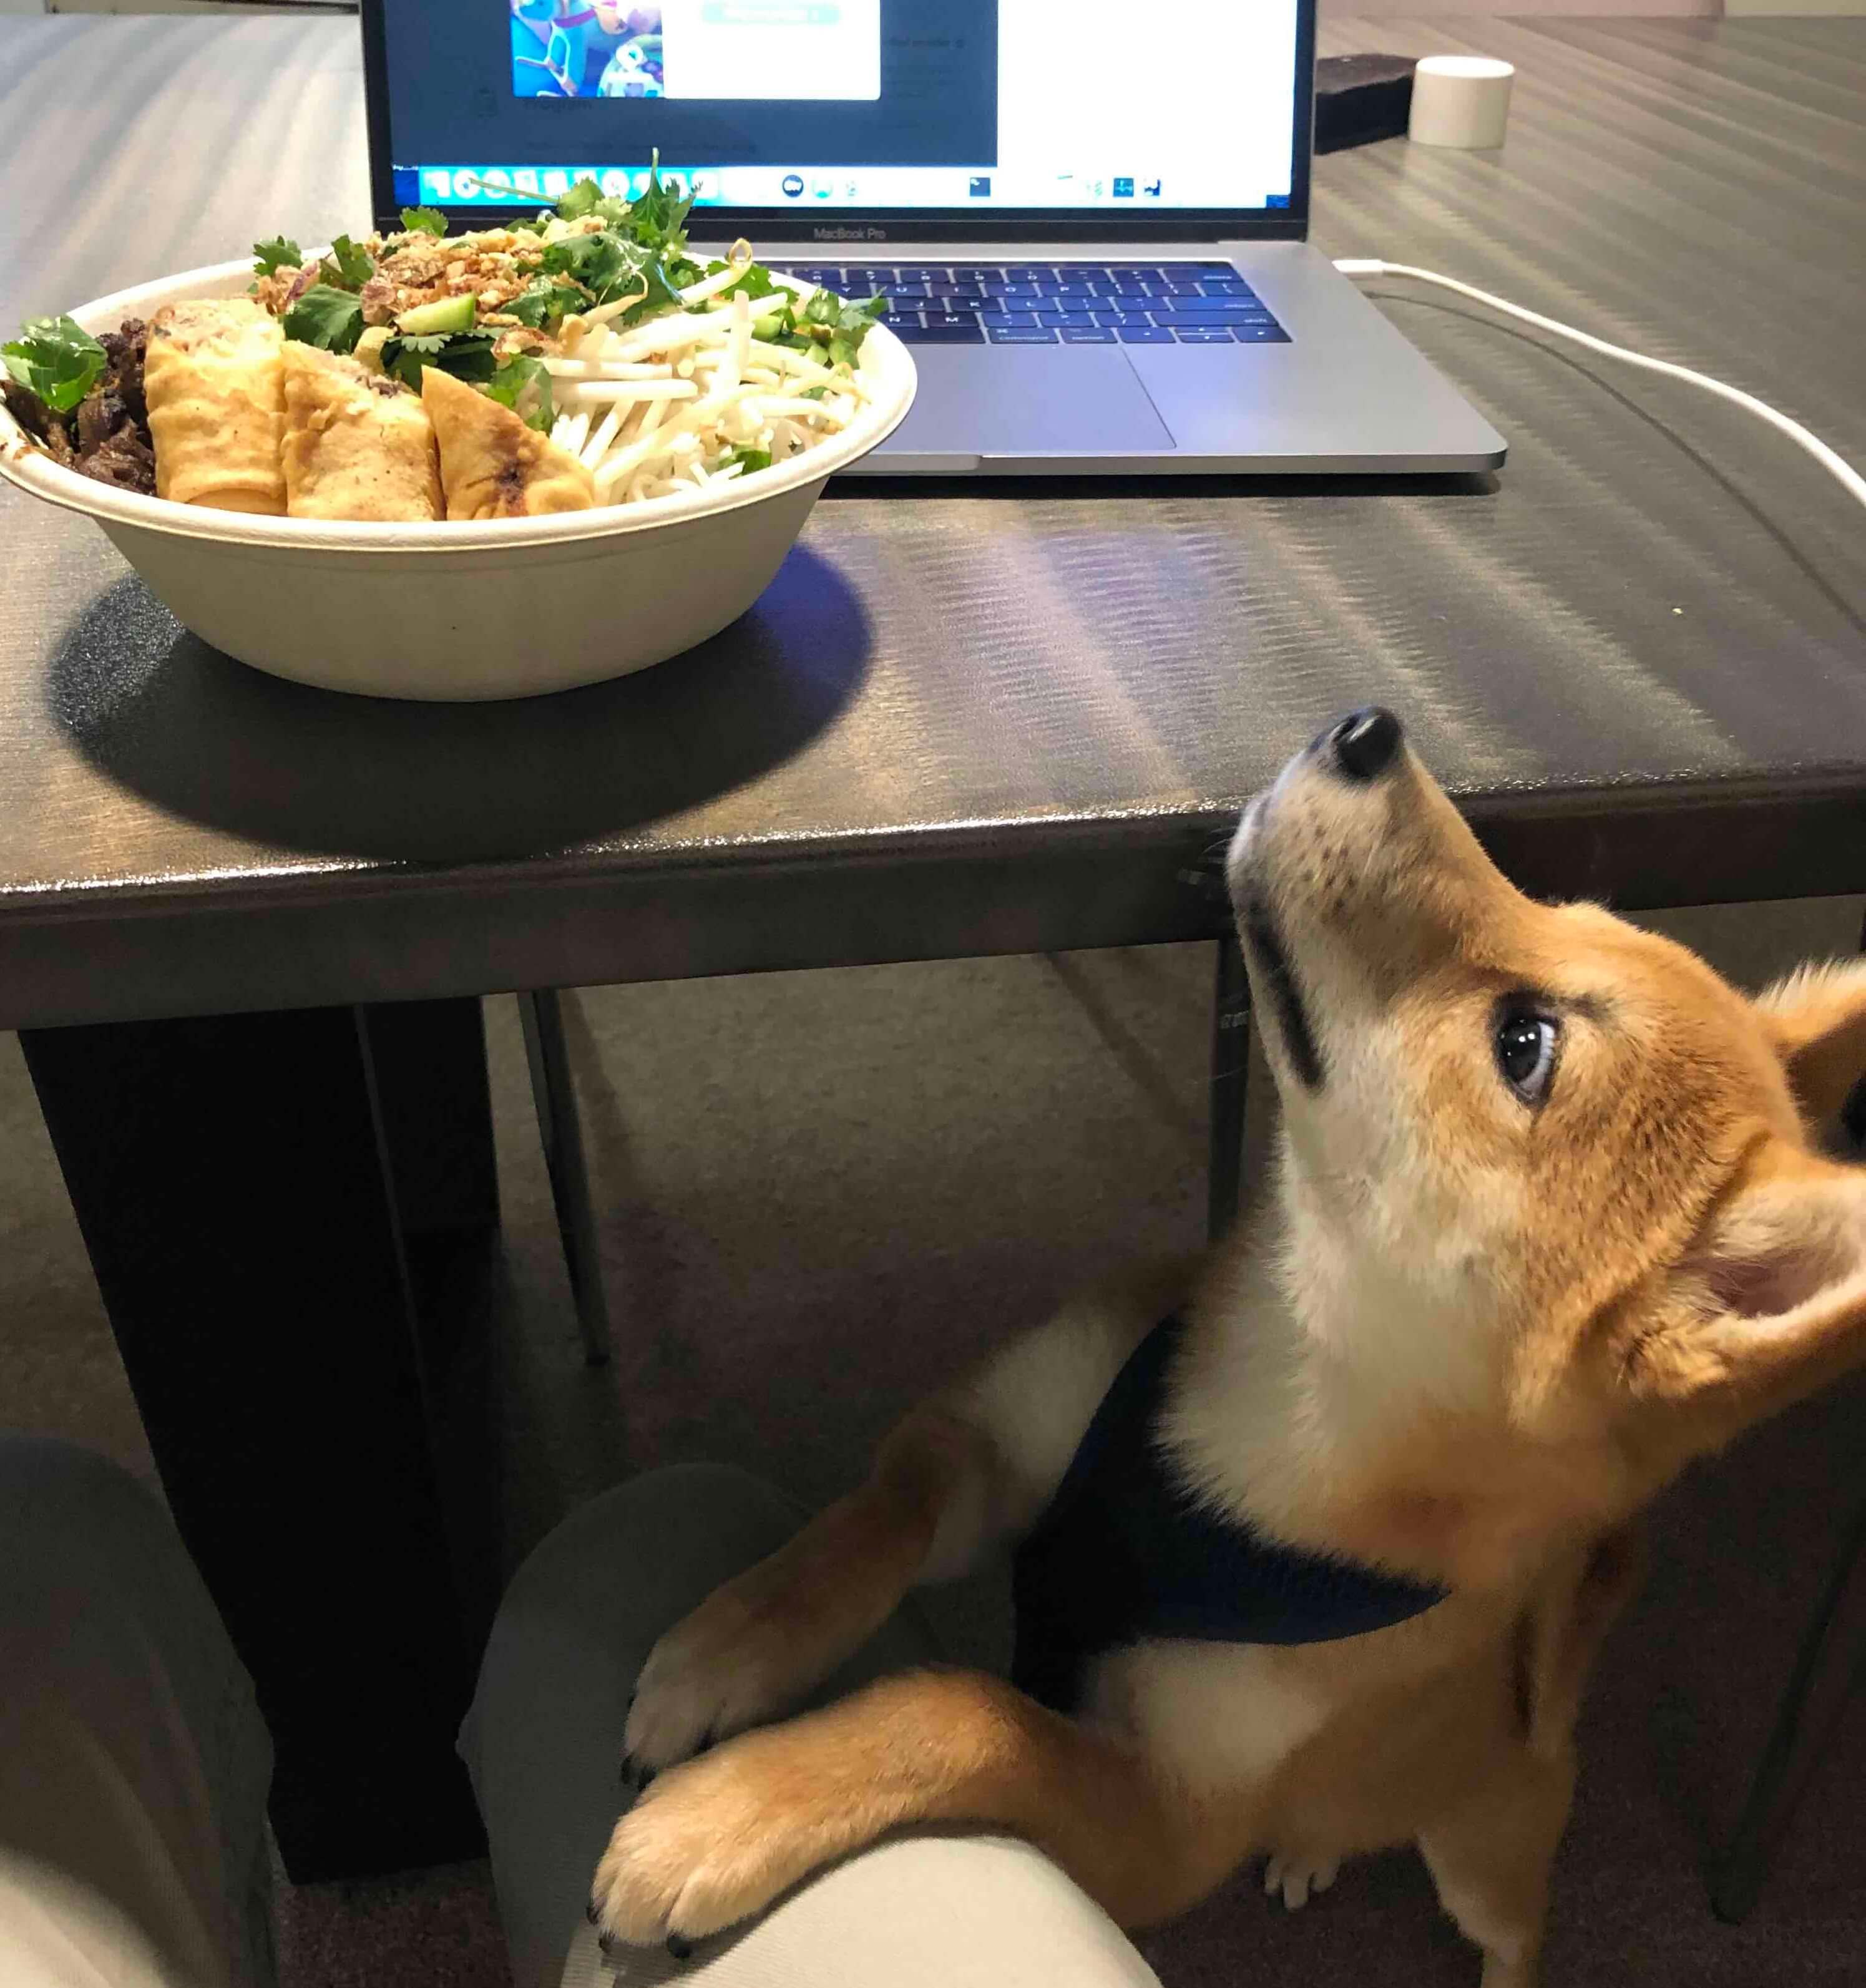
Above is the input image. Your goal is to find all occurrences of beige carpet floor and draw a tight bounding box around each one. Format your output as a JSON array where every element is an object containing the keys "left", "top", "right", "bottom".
[{"left": 6, "top": 910, "right": 1866, "bottom": 1986}]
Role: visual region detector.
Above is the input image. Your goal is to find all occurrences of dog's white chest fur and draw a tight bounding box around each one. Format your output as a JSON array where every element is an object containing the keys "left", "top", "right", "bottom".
[{"left": 1083, "top": 1637, "right": 1327, "bottom": 1793}]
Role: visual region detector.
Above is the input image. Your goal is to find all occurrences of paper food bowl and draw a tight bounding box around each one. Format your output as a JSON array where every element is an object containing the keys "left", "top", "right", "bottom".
[{"left": 0, "top": 260, "right": 916, "bottom": 701}]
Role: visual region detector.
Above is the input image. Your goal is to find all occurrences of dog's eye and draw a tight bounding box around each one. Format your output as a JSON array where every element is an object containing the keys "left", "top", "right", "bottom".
[{"left": 1495, "top": 1010, "right": 1558, "bottom": 1106}]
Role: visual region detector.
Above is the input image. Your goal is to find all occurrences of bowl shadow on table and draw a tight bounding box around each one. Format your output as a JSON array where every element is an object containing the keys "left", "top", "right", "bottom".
[{"left": 46, "top": 543, "right": 872, "bottom": 864}]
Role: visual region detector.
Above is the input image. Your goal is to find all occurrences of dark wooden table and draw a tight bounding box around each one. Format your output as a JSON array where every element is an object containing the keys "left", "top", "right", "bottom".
[{"left": 3, "top": 13, "right": 1863, "bottom": 1880}]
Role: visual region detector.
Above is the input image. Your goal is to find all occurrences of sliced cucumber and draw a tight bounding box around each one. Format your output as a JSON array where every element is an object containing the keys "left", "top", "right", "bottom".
[{"left": 397, "top": 294, "right": 477, "bottom": 336}]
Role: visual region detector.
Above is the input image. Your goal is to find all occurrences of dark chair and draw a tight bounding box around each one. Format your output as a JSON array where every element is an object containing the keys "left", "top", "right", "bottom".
[
  {"left": 1707, "top": 1049, "right": 1866, "bottom": 1921},
  {"left": 519, "top": 989, "right": 612, "bottom": 1367},
  {"left": 1707, "top": 1493, "right": 1866, "bottom": 1922}
]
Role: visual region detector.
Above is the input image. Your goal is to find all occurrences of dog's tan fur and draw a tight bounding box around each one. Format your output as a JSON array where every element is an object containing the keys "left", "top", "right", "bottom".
[{"left": 592, "top": 723, "right": 1866, "bottom": 1984}]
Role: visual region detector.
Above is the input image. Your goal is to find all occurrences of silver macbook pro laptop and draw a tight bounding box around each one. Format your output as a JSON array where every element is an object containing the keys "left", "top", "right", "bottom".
[{"left": 362, "top": 1, "right": 1504, "bottom": 475}]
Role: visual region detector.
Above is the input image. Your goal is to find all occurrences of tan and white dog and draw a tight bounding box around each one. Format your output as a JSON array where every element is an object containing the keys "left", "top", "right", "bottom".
[{"left": 591, "top": 708, "right": 1866, "bottom": 1985}]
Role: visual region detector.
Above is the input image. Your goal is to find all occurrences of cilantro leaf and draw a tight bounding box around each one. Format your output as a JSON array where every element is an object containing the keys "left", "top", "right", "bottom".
[
  {"left": 540, "top": 232, "right": 683, "bottom": 322},
  {"left": 829, "top": 295, "right": 887, "bottom": 368},
  {"left": 795, "top": 288, "right": 886, "bottom": 334},
  {"left": 321, "top": 234, "right": 376, "bottom": 292},
  {"left": 703, "top": 260, "right": 781, "bottom": 306},
  {"left": 539, "top": 230, "right": 628, "bottom": 296},
  {"left": 281, "top": 283, "right": 364, "bottom": 354},
  {"left": 379, "top": 329, "right": 497, "bottom": 389},
  {"left": 555, "top": 177, "right": 603, "bottom": 221},
  {"left": 626, "top": 154, "right": 693, "bottom": 255},
  {"left": 253, "top": 235, "right": 304, "bottom": 278},
  {"left": 552, "top": 173, "right": 646, "bottom": 235},
  {"left": 718, "top": 446, "right": 771, "bottom": 477},
  {"left": 483, "top": 353, "right": 555, "bottom": 434},
  {"left": 552, "top": 155, "right": 693, "bottom": 253},
  {"left": 613, "top": 253, "right": 685, "bottom": 326},
  {"left": 2, "top": 314, "right": 107, "bottom": 414},
  {"left": 501, "top": 277, "right": 574, "bottom": 333},
  {"left": 539, "top": 156, "right": 697, "bottom": 306},
  {"left": 389, "top": 331, "right": 447, "bottom": 366},
  {"left": 548, "top": 233, "right": 617, "bottom": 296},
  {"left": 399, "top": 206, "right": 449, "bottom": 238}
]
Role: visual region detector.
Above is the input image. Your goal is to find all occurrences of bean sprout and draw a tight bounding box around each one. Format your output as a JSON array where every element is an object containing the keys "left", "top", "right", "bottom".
[{"left": 547, "top": 281, "right": 872, "bottom": 500}]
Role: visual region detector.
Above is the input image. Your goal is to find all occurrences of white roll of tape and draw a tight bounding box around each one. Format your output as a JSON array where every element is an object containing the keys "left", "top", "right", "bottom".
[{"left": 1408, "top": 56, "right": 1515, "bottom": 150}]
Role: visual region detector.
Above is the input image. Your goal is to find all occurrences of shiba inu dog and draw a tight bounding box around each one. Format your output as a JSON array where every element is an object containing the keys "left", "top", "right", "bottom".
[{"left": 591, "top": 708, "right": 1866, "bottom": 1986}]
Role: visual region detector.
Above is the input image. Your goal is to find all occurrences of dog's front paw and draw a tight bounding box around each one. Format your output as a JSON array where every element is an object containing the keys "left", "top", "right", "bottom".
[
  {"left": 622, "top": 1574, "right": 804, "bottom": 1780},
  {"left": 592, "top": 1737, "right": 836, "bottom": 1946},
  {"left": 1263, "top": 1851, "right": 1340, "bottom": 1911}
]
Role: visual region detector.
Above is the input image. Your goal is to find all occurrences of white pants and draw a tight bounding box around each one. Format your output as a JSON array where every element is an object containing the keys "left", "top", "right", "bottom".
[
  {"left": 1, "top": 1441, "right": 1161, "bottom": 1988},
  {"left": 0, "top": 1435, "right": 274, "bottom": 1988},
  {"left": 457, "top": 1461, "right": 1162, "bottom": 1987}
]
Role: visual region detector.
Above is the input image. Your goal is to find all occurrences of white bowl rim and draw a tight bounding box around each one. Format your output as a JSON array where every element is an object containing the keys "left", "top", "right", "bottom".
[{"left": 0, "top": 258, "right": 915, "bottom": 553}]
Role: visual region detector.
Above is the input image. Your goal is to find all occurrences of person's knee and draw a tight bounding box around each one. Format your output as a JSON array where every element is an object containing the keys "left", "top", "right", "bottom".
[
  {"left": 0, "top": 1431, "right": 150, "bottom": 1504},
  {"left": 0, "top": 1434, "right": 169, "bottom": 1576},
  {"left": 703, "top": 1833, "right": 1166, "bottom": 1986},
  {"left": 473, "top": 1462, "right": 810, "bottom": 1707},
  {"left": 463, "top": 1464, "right": 811, "bottom": 1788},
  {"left": 496, "top": 1461, "right": 808, "bottom": 1617}
]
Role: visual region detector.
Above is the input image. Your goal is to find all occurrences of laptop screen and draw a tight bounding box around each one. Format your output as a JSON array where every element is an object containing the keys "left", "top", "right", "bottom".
[{"left": 365, "top": 2, "right": 1309, "bottom": 238}]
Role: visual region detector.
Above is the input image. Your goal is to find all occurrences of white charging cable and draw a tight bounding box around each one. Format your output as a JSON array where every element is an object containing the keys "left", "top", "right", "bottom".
[{"left": 1332, "top": 258, "right": 1866, "bottom": 515}]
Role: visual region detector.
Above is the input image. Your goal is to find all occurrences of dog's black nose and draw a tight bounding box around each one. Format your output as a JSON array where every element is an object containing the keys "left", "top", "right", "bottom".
[{"left": 1326, "top": 707, "right": 1402, "bottom": 782}]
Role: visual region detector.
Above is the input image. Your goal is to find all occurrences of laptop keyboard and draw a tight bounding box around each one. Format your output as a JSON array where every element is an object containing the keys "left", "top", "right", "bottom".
[{"left": 769, "top": 263, "right": 1292, "bottom": 346}]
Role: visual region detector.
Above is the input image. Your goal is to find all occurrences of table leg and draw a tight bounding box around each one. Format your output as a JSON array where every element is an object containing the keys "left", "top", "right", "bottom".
[
  {"left": 362, "top": 996, "right": 500, "bottom": 1243},
  {"left": 19, "top": 1000, "right": 495, "bottom": 1882},
  {"left": 1208, "top": 933, "right": 1252, "bottom": 1242}
]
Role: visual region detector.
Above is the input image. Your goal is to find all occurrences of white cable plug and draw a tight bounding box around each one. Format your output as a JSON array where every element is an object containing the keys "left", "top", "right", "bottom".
[{"left": 1333, "top": 258, "right": 1866, "bottom": 515}]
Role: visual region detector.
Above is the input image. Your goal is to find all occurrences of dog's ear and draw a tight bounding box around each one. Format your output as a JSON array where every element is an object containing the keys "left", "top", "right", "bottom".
[
  {"left": 1633, "top": 1146, "right": 1866, "bottom": 1441},
  {"left": 1754, "top": 958, "right": 1866, "bottom": 1132}
]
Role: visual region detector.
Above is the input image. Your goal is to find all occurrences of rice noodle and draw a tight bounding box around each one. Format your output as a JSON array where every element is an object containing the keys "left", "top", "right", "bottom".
[
  {"left": 542, "top": 357, "right": 674, "bottom": 380},
  {"left": 569, "top": 379, "right": 700, "bottom": 404},
  {"left": 527, "top": 269, "right": 879, "bottom": 502},
  {"left": 579, "top": 405, "right": 625, "bottom": 469}
]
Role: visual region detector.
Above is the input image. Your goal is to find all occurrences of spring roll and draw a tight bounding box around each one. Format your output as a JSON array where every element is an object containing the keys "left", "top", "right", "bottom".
[
  {"left": 421, "top": 366, "right": 595, "bottom": 520},
  {"left": 144, "top": 297, "right": 286, "bottom": 514},
  {"left": 280, "top": 342, "right": 442, "bottom": 522}
]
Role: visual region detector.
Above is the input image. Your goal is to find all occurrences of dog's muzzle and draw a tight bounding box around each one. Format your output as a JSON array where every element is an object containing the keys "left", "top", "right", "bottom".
[{"left": 1242, "top": 895, "right": 1324, "bottom": 1092}]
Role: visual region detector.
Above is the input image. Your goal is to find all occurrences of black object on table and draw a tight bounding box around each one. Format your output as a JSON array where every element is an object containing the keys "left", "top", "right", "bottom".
[
  {"left": 1315, "top": 54, "right": 1417, "bottom": 153},
  {"left": 2, "top": 11, "right": 1864, "bottom": 1884}
]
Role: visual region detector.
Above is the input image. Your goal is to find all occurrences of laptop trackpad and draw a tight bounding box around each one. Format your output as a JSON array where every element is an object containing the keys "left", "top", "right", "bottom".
[{"left": 881, "top": 346, "right": 1174, "bottom": 464}]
